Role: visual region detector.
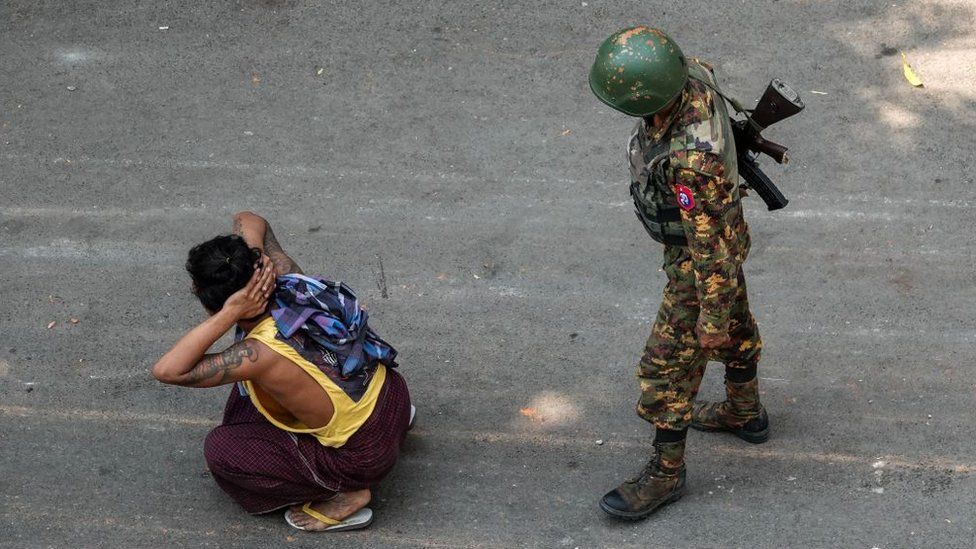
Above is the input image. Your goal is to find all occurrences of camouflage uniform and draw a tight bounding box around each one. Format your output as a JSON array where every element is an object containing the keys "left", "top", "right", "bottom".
[{"left": 629, "top": 60, "right": 762, "bottom": 431}]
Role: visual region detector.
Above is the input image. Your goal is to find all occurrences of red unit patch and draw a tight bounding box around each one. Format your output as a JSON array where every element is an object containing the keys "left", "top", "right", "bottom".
[{"left": 675, "top": 184, "right": 695, "bottom": 211}]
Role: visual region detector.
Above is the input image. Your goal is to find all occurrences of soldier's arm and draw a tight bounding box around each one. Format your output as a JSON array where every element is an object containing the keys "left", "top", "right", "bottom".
[
  {"left": 233, "top": 211, "right": 304, "bottom": 274},
  {"left": 673, "top": 150, "right": 741, "bottom": 338}
]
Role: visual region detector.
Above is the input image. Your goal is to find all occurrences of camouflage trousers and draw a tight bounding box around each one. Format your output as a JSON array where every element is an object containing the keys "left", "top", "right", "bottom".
[{"left": 636, "top": 245, "right": 762, "bottom": 430}]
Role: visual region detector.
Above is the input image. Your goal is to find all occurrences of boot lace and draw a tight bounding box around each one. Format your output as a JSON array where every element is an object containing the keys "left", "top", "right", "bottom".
[{"left": 628, "top": 449, "right": 666, "bottom": 485}]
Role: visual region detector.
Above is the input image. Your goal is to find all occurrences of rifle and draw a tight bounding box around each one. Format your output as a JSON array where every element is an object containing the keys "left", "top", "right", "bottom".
[{"left": 729, "top": 79, "right": 804, "bottom": 211}]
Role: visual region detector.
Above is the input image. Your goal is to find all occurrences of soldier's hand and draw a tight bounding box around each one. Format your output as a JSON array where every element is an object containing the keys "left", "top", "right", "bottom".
[{"left": 697, "top": 328, "right": 731, "bottom": 350}]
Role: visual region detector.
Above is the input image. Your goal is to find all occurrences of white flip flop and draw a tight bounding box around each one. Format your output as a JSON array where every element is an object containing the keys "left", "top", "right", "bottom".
[
  {"left": 284, "top": 504, "right": 373, "bottom": 532},
  {"left": 408, "top": 404, "right": 417, "bottom": 430}
]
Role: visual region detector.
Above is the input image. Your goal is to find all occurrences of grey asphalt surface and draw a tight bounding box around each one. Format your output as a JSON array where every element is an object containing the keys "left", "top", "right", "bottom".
[{"left": 2, "top": 1, "right": 975, "bottom": 547}]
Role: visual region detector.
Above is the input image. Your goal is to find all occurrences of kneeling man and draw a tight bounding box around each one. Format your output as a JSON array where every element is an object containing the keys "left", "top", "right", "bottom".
[{"left": 152, "top": 211, "right": 412, "bottom": 533}]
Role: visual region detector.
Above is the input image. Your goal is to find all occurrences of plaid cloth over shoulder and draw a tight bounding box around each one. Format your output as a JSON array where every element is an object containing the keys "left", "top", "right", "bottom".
[{"left": 270, "top": 274, "right": 398, "bottom": 377}]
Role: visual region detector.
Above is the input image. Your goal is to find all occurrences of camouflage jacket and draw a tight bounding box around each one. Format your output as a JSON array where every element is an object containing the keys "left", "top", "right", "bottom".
[{"left": 628, "top": 59, "right": 751, "bottom": 336}]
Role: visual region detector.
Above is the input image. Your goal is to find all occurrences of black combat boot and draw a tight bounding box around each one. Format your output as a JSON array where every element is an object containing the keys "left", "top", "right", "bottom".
[
  {"left": 600, "top": 439, "right": 686, "bottom": 520},
  {"left": 690, "top": 377, "right": 769, "bottom": 444}
]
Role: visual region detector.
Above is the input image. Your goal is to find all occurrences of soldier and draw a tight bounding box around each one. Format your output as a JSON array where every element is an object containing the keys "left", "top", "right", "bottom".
[{"left": 589, "top": 27, "right": 770, "bottom": 520}]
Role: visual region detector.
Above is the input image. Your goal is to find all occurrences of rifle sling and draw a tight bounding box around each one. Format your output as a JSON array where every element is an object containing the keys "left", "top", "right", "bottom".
[{"left": 689, "top": 74, "right": 764, "bottom": 134}]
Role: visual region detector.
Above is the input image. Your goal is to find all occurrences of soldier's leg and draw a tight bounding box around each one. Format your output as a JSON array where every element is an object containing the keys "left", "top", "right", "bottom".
[
  {"left": 601, "top": 247, "right": 705, "bottom": 520},
  {"left": 638, "top": 247, "right": 708, "bottom": 435},
  {"left": 722, "top": 265, "right": 763, "bottom": 373},
  {"left": 691, "top": 267, "right": 769, "bottom": 443},
  {"left": 635, "top": 297, "right": 708, "bottom": 435}
]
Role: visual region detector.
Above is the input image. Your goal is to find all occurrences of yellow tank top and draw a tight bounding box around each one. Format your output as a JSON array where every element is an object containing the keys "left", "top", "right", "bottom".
[{"left": 242, "top": 317, "right": 387, "bottom": 448}]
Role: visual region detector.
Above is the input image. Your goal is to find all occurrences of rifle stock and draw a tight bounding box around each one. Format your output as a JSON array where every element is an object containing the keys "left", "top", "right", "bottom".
[{"left": 730, "top": 79, "right": 803, "bottom": 211}]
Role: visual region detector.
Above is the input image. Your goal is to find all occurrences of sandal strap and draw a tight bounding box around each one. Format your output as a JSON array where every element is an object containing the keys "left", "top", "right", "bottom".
[{"left": 300, "top": 502, "right": 341, "bottom": 526}]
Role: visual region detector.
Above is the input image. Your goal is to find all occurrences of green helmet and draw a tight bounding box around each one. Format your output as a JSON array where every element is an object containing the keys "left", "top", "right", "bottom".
[{"left": 589, "top": 27, "right": 688, "bottom": 116}]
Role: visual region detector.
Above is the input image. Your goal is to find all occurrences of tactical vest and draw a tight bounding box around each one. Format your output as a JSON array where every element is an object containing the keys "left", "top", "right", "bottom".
[{"left": 629, "top": 61, "right": 738, "bottom": 246}]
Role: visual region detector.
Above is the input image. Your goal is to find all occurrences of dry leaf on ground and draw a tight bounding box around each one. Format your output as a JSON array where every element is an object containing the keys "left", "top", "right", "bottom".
[{"left": 901, "top": 53, "right": 924, "bottom": 87}]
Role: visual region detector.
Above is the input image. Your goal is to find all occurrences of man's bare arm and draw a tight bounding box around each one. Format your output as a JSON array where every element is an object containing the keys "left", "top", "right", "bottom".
[
  {"left": 173, "top": 340, "right": 264, "bottom": 388},
  {"left": 152, "top": 264, "right": 275, "bottom": 387},
  {"left": 151, "top": 314, "right": 268, "bottom": 389},
  {"left": 233, "top": 211, "right": 303, "bottom": 274},
  {"left": 262, "top": 223, "right": 303, "bottom": 274}
]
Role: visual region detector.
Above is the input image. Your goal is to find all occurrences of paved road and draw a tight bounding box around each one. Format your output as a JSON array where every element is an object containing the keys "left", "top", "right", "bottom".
[{"left": 2, "top": 1, "right": 975, "bottom": 547}]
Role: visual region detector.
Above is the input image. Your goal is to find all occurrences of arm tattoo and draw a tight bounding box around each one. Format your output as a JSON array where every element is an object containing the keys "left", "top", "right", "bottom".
[
  {"left": 186, "top": 340, "right": 259, "bottom": 385},
  {"left": 232, "top": 215, "right": 243, "bottom": 236},
  {"left": 263, "top": 225, "right": 303, "bottom": 274}
]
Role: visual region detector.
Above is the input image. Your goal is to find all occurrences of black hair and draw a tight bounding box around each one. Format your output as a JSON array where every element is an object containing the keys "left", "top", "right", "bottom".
[{"left": 185, "top": 235, "right": 261, "bottom": 312}]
